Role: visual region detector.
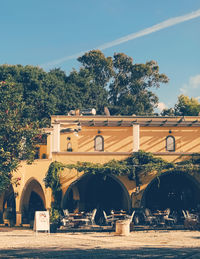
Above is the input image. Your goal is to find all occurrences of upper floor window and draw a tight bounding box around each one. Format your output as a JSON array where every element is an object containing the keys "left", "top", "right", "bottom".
[
  {"left": 94, "top": 135, "right": 104, "bottom": 151},
  {"left": 67, "top": 142, "right": 72, "bottom": 152},
  {"left": 166, "top": 135, "right": 175, "bottom": 152}
]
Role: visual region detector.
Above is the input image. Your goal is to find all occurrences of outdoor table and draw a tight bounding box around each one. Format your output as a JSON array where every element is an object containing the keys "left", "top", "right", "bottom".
[
  {"left": 152, "top": 212, "right": 167, "bottom": 224},
  {"left": 112, "top": 211, "right": 126, "bottom": 214},
  {"left": 68, "top": 213, "right": 89, "bottom": 227},
  {"left": 69, "top": 213, "right": 84, "bottom": 219},
  {"left": 112, "top": 214, "right": 127, "bottom": 220}
]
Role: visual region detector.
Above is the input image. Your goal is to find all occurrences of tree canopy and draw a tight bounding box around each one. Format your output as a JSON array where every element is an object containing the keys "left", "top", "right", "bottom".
[
  {"left": 0, "top": 51, "right": 169, "bottom": 126},
  {"left": 78, "top": 50, "right": 169, "bottom": 115},
  {"left": 0, "top": 80, "right": 39, "bottom": 193},
  {"left": 161, "top": 95, "right": 200, "bottom": 116},
  {"left": 174, "top": 95, "right": 200, "bottom": 116}
]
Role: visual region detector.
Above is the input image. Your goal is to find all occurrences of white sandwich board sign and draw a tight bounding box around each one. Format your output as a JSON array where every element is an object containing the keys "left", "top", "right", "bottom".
[{"left": 34, "top": 211, "right": 50, "bottom": 233}]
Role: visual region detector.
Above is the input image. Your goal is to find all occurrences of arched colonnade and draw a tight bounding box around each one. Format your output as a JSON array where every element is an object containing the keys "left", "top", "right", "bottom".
[{"left": 1, "top": 169, "right": 200, "bottom": 226}]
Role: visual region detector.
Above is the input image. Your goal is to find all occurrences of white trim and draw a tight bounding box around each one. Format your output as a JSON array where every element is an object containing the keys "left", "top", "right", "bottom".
[
  {"left": 133, "top": 124, "right": 140, "bottom": 152},
  {"left": 52, "top": 122, "right": 60, "bottom": 152}
]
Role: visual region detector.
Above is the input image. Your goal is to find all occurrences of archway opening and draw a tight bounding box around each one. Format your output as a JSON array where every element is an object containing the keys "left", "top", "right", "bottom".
[
  {"left": 28, "top": 191, "right": 45, "bottom": 221},
  {"left": 20, "top": 179, "right": 45, "bottom": 224},
  {"left": 63, "top": 174, "right": 130, "bottom": 215},
  {"left": 142, "top": 171, "right": 200, "bottom": 211}
]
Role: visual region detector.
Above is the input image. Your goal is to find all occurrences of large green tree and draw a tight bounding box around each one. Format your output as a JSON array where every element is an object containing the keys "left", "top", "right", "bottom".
[
  {"left": 0, "top": 80, "right": 39, "bottom": 193},
  {"left": 78, "top": 50, "right": 169, "bottom": 115},
  {"left": 66, "top": 68, "right": 108, "bottom": 113},
  {"left": 0, "top": 52, "right": 169, "bottom": 121}
]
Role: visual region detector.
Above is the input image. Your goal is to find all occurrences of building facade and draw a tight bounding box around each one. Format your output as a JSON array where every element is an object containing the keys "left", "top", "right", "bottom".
[{"left": 1, "top": 115, "right": 200, "bottom": 226}]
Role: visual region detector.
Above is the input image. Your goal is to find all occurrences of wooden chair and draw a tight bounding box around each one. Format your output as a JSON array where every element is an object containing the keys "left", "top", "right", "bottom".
[
  {"left": 86, "top": 208, "right": 97, "bottom": 225},
  {"left": 182, "top": 210, "right": 199, "bottom": 230},
  {"left": 163, "top": 208, "right": 176, "bottom": 225},
  {"left": 185, "top": 210, "right": 198, "bottom": 220},
  {"left": 103, "top": 211, "right": 118, "bottom": 226},
  {"left": 126, "top": 210, "right": 136, "bottom": 223},
  {"left": 143, "top": 208, "right": 157, "bottom": 225},
  {"left": 63, "top": 209, "right": 69, "bottom": 217}
]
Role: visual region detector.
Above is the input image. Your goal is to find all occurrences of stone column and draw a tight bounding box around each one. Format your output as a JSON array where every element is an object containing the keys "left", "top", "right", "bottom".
[
  {"left": 52, "top": 122, "right": 60, "bottom": 153},
  {"left": 49, "top": 132, "right": 53, "bottom": 159},
  {"left": 133, "top": 124, "right": 140, "bottom": 152},
  {"left": 15, "top": 212, "right": 22, "bottom": 226}
]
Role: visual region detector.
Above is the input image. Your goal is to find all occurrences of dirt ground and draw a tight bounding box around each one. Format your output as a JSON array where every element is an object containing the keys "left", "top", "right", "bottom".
[{"left": 0, "top": 227, "right": 200, "bottom": 258}]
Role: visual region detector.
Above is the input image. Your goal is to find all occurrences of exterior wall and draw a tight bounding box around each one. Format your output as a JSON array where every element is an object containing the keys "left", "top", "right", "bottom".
[
  {"left": 10, "top": 160, "right": 52, "bottom": 226},
  {"left": 2, "top": 115, "right": 200, "bottom": 226},
  {"left": 140, "top": 127, "right": 200, "bottom": 154},
  {"left": 60, "top": 126, "right": 133, "bottom": 153}
]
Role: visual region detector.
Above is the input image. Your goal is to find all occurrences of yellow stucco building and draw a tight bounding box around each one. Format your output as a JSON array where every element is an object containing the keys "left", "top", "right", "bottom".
[{"left": 1, "top": 114, "right": 200, "bottom": 226}]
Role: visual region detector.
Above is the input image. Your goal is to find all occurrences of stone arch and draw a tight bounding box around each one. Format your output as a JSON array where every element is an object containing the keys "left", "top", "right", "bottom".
[
  {"left": 141, "top": 171, "right": 200, "bottom": 210},
  {"left": 20, "top": 178, "right": 46, "bottom": 223},
  {"left": 62, "top": 173, "right": 131, "bottom": 214}
]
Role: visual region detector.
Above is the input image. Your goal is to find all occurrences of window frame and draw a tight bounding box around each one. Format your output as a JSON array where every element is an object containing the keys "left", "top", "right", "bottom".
[
  {"left": 94, "top": 135, "right": 104, "bottom": 152},
  {"left": 166, "top": 135, "right": 175, "bottom": 152}
]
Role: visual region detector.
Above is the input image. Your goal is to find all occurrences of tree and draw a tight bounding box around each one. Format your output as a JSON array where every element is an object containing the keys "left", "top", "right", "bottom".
[
  {"left": 174, "top": 95, "right": 200, "bottom": 116},
  {"left": 0, "top": 80, "right": 39, "bottom": 193},
  {"left": 0, "top": 65, "right": 60, "bottom": 127},
  {"left": 161, "top": 95, "right": 200, "bottom": 117},
  {"left": 66, "top": 68, "right": 108, "bottom": 113},
  {"left": 161, "top": 108, "right": 175, "bottom": 116},
  {"left": 0, "top": 64, "right": 109, "bottom": 124},
  {"left": 0, "top": 52, "right": 169, "bottom": 120},
  {"left": 78, "top": 50, "right": 169, "bottom": 115},
  {"left": 77, "top": 50, "right": 113, "bottom": 87}
]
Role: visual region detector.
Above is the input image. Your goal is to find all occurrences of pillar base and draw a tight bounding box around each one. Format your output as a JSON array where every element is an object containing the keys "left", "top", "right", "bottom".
[{"left": 16, "top": 212, "right": 22, "bottom": 226}]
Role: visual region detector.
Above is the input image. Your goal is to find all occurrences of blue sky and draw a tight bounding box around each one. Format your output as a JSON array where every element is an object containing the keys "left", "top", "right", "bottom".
[{"left": 1, "top": 0, "right": 200, "bottom": 111}]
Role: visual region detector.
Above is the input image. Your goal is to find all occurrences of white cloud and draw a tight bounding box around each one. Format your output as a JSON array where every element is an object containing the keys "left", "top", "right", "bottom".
[
  {"left": 180, "top": 74, "right": 200, "bottom": 96},
  {"left": 157, "top": 102, "right": 168, "bottom": 112},
  {"left": 189, "top": 74, "right": 200, "bottom": 89},
  {"left": 41, "top": 8, "right": 200, "bottom": 69}
]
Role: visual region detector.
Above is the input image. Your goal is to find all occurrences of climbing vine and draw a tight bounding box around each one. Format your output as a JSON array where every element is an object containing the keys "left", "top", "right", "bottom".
[
  {"left": 44, "top": 161, "right": 64, "bottom": 223},
  {"left": 44, "top": 150, "right": 200, "bottom": 217},
  {"left": 64, "top": 150, "right": 175, "bottom": 182}
]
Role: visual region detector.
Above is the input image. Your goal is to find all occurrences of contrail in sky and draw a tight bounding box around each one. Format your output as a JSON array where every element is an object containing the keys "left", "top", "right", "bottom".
[{"left": 41, "top": 9, "right": 200, "bottom": 69}]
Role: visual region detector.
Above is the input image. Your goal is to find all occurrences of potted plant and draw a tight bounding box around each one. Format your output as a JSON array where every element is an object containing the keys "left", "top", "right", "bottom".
[{"left": 50, "top": 207, "right": 61, "bottom": 233}]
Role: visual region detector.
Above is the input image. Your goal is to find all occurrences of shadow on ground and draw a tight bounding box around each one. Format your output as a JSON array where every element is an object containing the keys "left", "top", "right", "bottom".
[{"left": 1, "top": 247, "right": 200, "bottom": 258}]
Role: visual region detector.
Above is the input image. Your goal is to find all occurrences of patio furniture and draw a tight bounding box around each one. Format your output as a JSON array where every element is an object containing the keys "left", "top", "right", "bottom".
[
  {"left": 69, "top": 212, "right": 90, "bottom": 227},
  {"left": 61, "top": 209, "right": 72, "bottom": 226},
  {"left": 143, "top": 208, "right": 158, "bottom": 225},
  {"left": 61, "top": 210, "right": 89, "bottom": 227},
  {"left": 63, "top": 209, "right": 69, "bottom": 217},
  {"left": 182, "top": 210, "right": 199, "bottom": 230},
  {"left": 182, "top": 210, "right": 197, "bottom": 220},
  {"left": 185, "top": 210, "right": 198, "bottom": 220},
  {"left": 103, "top": 211, "right": 119, "bottom": 226},
  {"left": 126, "top": 210, "right": 136, "bottom": 223},
  {"left": 163, "top": 208, "right": 176, "bottom": 226},
  {"left": 86, "top": 208, "right": 97, "bottom": 225},
  {"left": 111, "top": 211, "right": 128, "bottom": 220}
]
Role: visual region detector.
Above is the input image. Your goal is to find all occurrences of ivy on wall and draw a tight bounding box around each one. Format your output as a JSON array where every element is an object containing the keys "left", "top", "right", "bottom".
[
  {"left": 44, "top": 150, "right": 200, "bottom": 215},
  {"left": 64, "top": 150, "right": 175, "bottom": 181},
  {"left": 44, "top": 161, "right": 64, "bottom": 224}
]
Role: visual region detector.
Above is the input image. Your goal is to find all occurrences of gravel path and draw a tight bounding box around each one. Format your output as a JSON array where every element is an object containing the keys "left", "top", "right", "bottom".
[{"left": 0, "top": 228, "right": 200, "bottom": 258}]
